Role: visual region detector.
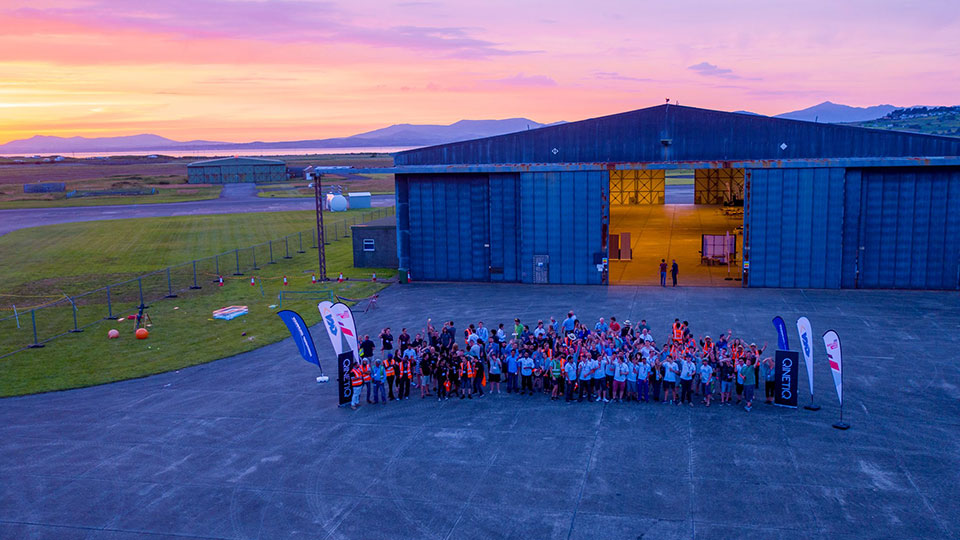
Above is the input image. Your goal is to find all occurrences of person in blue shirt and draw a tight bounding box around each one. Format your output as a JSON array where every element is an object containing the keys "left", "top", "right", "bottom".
[
  {"left": 626, "top": 357, "right": 639, "bottom": 401},
  {"left": 578, "top": 357, "right": 592, "bottom": 402},
  {"left": 593, "top": 356, "right": 607, "bottom": 402},
  {"left": 564, "top": 356, "right": 578, "bottom": 402},
  {"left": 604, "top": 355, "right": 617, "bottom": 398},
  {"left": 476, "top": 321, "right": 489, "bottom": 344},
  {"left": 637, "top": 357, "right": 651, "bottom": 402},
  {"left": 371, "top": 359, "right": 386, "bottom": 404},
  {"left": 520, "top": 353, "right": 535, "bottom": 395},
  {"left": 561, "top": 311, "right": 577, "bottom": 334},
  {"left": 506, "top": 351, "right": 519, "bottom": 393},
  {"left": 595, "top": 317, "right": 609, "bottom": 333},
  {"left": 488, "top": 353, "right": 502, "bottom": 394}
]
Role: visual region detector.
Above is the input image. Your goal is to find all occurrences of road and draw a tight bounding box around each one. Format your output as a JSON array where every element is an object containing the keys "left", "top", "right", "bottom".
[{"left": 0, "top": 184, "right": 395, "bottom": 236}]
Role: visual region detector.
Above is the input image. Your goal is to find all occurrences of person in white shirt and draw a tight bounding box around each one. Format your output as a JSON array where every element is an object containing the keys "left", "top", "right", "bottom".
[{"left": 698, "top": 359, "right": 714, "bottom": 407}]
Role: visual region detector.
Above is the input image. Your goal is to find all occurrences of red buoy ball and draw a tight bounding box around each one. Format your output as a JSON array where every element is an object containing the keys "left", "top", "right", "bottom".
[
  {"left": 135, "top": 328, "right": 149, "bottom": 340},
  {"left": 108, "top": 329, "right": 120, "bottom": 339}
]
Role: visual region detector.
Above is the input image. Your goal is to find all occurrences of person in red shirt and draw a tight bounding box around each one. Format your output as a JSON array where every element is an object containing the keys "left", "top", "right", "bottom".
[{"left": 659, "top": 259, "right": 668, "bottom": 287}]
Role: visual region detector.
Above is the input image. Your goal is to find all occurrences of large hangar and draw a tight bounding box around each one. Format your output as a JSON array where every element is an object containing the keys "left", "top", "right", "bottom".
[{"left": 388, "top": 104, "right": 960, "bottom": 289}]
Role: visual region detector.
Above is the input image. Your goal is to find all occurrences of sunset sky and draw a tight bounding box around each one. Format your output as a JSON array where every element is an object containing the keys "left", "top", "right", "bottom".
[{"left": 1, "top": 0, "right": 957, "bottom": 143}]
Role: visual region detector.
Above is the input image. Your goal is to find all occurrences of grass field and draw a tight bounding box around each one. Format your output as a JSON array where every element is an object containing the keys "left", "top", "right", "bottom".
[
  {"left": 0, "top": 152, "right": 395, "bottom": 207},
  {"left": 257, "top": 173, "right": 396, "bottom": 198},
  {"left": 0, "top": 209, "right": 395, "bottom": 396}
]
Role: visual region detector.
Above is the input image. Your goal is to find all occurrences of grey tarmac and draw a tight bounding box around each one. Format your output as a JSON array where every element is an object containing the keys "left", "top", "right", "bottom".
[{"left": 1, "top": 283, "right": 958, "bottom": 539}]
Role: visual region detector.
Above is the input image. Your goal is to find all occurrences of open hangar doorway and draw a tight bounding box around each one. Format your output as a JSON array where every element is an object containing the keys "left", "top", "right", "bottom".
[{"left": 607, "top": 168, "right": 745, "bottom": 286}]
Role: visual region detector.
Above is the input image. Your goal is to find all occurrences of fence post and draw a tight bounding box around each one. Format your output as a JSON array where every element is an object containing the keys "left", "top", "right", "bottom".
[
  {"left": 106, "top": 285, "right": 114, "bottom": 319},
  {"left": 297, "top": 231, "right": 305, "bottom": 253},
  {"left": 252, "top": 247, "right": 259, "bottom": 270},
  {"left": 284, "top": 236, "right": 292, "bottom": 259},
  {"left": 165, "top": 267, "right": 178, "bottom": 298},
  {"left": 233, "top": 249, "right": 243, "bottom": 276},
  {"left": 191, "top": 260, "right": 202, "bottom": 289},
  {"left": 137, "top": 277, "right": 144, "bottom": 306},
  {"left": 70, "top": 297, "right": 81, "bottom": 333},
  {"left": 343, "top": 221, "right": 349, "bottom": 238},
  {"left": 311, "top": 229, "right": 317, "bottom": 249},
  {"left": 215, "top": 254, "right": 220, "bottom": 275},
  {"left": 269, "top": 240, "right": 276, "bottom": 264},
  {"left": 28, "top": 310, "right": 44, "bottom": 348}
]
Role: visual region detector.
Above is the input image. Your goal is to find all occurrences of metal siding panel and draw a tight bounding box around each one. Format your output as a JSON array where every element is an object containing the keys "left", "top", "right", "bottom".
[
  {"left": 560, "top": 172, "right": 576, "bottom": 283},
  {"left": 861, "top": 172, "right": 882, "bottom": 287},
  {"left": 911, "top": 173, "right": 931, "bottom": 288},
  {"left": 573, "top": 172, "right": 588, "bottom": 284},
  {"left": 841, "top": 169, "right": 861, "bottom": 288},
  {"left": 764, "top": 170, "right": 783, "bottom": 287},
  {"left": 519, "top": 173, "right": 535, "bottom": 283},
  {"left": 927, "top": 171, "right": 948, "bottom": 287},
  {"left": 809, "top": 168, "right": 829, "bottom": 288},
  {"left": 587, "top": 172, "right": 603, "bottom": 284},
  {"left": 896, "top": 173, "right": 916, "bottom": 287},
  {"left": 824, "top": 168, "right": 845, "bottom": 288},
  {"left": 781, "top": 169, "right": 799, "bottom": 287},
  {"left": 877, "top": 174, "right": 898, "bottom": 287},
  {"left": 746, "top": 169, "right": 766, "bottom": 287},
  {"left": 795, "top": 169, "right": 814, "bottom": 287},
  {"left": 546, "top": 172, "right": 561, "bottom": 283}
]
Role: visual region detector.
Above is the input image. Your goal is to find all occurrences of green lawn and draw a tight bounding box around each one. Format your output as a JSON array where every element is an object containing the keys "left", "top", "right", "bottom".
[
  {"left": 0, "top": 208, "right": 396, "bottom": 396},
  {"left": 0, "top": 187, "right": 223, "bottom": 209}
]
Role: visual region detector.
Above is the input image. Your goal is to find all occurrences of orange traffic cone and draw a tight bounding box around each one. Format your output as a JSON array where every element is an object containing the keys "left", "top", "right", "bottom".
[
  {"left": 282, "top": 276, "right": 288, "bottom": 286},
  {"left": 250, "top": 277, "right": 256, "bottom": 286},
  {"left": 338, "top": 272, "right": 344, "bottom": 283},
  {"left": 311, "top": 274, "right": 317, "bottom": 284},
  {"left": 218, "top": 275, "right": 224, "bottom": 287},
  {"left": 371, "top": 272, "right": 377, "bottom": 282}
]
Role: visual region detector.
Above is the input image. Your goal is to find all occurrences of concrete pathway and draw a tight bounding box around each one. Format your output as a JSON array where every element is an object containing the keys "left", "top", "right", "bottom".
[{"left": 2, "top": 283, "right": 958, "bottom": 539}]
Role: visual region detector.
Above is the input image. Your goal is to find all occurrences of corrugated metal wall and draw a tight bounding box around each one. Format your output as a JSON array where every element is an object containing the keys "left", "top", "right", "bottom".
[
  {"left": 517, "top": 171, "right": 607, "bottom": 284},
  {"left": 397, "top": 171, "right": 607, "bottom": 284},
  {"left": 746, "top": 165, "right": 960, "bottom": 289},
  {"left": 854, "top": 167, "right": 960, "bottom": 289},
  {"left": 744, "top": 167, "right": 845, "bottom": 288},
  {"left": 396, "top": 105, "right": 960, "bottom": 166},
  {"left": 402, "top": 174, "right": 489, "bottom": 281}
]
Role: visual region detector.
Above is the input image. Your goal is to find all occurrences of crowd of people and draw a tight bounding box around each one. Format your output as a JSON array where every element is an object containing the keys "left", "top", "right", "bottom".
[{"left": 347, "top": 312, "right": 774, "bottom": 412}]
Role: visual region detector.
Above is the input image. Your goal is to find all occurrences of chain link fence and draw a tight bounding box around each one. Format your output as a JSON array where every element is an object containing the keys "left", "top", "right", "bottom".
[{"left": 0, "top": 206, "right": 394, "bottom": 359}]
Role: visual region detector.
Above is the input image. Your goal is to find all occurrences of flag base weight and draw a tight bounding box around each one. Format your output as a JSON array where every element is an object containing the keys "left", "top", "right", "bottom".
[
  {"left": 832, "top": 422, "right": 850, "bottom": 430},
  {"left": 804, "top": 404, "right": 821, "bottom": 411},
  {"left": 316, "top": 376, "right": 329, "bottom": 383}
]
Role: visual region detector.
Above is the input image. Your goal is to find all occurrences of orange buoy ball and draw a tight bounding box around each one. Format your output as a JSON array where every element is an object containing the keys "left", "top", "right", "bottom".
[
  {"left": 108, "top": 329, "right": 120, "bottom": 339},
  {"left": 135, "top": 328, "right": 149, "bottom": 340}
]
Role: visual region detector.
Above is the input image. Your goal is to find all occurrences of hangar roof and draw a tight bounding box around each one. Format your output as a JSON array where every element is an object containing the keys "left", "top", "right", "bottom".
[
  {"left": 395, "top": 105, "right": 960, "bottom": 166},
  {"left": 188, "top": 157, "right": 285, "bottom": 167}
]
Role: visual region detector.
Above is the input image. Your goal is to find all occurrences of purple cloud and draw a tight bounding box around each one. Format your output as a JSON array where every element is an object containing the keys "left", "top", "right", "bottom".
[
  {"left": 10, "top": 1, "right": 532, "bottom": 59},
  {"left": 489, "top": 73, "right": 558, "bottom": 87},
  {"left": 594, "top": 71, "right": 653, "bottom": 82}
]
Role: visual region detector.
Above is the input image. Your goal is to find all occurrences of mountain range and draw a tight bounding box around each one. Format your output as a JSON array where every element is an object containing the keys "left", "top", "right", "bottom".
[
  {"left": 0, "top": 119, "right": 554, "bottom": 154},
  {"left": 0, "top": 102, "right": 944, "bottom": 154}
]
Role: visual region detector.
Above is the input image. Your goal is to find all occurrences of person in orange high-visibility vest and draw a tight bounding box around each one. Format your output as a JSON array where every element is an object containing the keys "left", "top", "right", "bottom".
[
  {"left": 383, "top": 354, "right": 397, "bottom": 401},
  {"left": 672, "top": 319, "right": 684, "bottom": 344},
  {"left": 350, "top": 362, "right": 363, "bottom": 409},
  {"left": 459, "top": 354, "right": 474, "bottom": 399},
  {"left": 361, "top": 360, "right": 372, "bottom": 404},
  {"left": 397, "top": 358, "right": 411, "bottom": 400}
]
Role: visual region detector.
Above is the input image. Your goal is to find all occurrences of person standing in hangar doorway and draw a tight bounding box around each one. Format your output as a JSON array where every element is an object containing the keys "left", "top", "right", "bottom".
[
  {"left": 671, "top": 259, "right": 679, "bottom": 287},
  {"left": 659, "top": 259, "right": 668, "bottom": 287}
]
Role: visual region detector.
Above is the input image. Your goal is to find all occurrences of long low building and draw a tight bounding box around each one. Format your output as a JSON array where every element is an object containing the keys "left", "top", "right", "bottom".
[
  {"left": 187, "top": 157, "right": 286, "bottom": 184},
  {"left": 363, "top": 104, "right": 960, "bottom": 289}
]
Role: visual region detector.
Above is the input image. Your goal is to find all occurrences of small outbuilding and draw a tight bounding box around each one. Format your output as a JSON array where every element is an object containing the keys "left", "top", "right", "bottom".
[
  {"left": 187, "top": 157, "right": 286, "bottom": 184},
  {"left": 351, "top": 217, "right": 398, "bottom": 269}
]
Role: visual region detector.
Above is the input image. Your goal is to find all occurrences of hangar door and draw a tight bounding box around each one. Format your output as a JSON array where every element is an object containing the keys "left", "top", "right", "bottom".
[
  {"left": 852, "top": 168, "right": 960, "bottom": 289},
  {"left": 405, "top": 174, "right": 490, "bottom": 281}
]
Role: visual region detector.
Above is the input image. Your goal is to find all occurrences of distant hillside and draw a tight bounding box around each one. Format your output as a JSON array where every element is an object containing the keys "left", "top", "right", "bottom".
[
  {"left": 846, "top": 106, "right": 960, "bottom": 137},
  {"left": 0, "top": 134, "right": 225, "bottom": 154},
  {"left": 775, "top": 101, "right": 897, "bottom": 123},
  {"left": 0, "top": 118, "right": 556, "bottom": 154}
]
